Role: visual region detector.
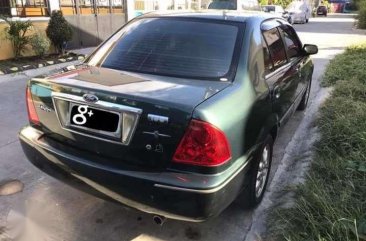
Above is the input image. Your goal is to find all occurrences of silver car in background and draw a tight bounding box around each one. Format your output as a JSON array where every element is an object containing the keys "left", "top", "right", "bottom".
[{"left": 286, "top": 1, "right": 311, "bottom": 24}]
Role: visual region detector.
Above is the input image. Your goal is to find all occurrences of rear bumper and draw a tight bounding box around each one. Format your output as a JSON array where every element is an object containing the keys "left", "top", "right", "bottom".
[{"left": 19, "top": 126, "right": 251, "bottom": 222}]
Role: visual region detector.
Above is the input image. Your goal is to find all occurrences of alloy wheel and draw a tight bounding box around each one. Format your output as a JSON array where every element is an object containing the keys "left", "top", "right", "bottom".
[{"left": 255, "top": 144, "right": 270, "bottom": 198}]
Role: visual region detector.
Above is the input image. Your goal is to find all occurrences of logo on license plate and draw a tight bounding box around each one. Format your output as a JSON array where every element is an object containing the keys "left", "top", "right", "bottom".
[{"left": 73, "top": 105, "right": 94, "bottom": 125}]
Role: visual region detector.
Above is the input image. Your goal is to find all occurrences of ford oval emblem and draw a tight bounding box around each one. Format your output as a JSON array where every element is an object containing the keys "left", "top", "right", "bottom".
[{"left": 83, "top": 94, "right": 99, "bottom": 103}]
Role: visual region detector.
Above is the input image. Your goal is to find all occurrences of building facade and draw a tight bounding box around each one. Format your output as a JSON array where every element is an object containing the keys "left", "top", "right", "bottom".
[{"left": 0, "top": 0, "right": 256, "bottom": 60}]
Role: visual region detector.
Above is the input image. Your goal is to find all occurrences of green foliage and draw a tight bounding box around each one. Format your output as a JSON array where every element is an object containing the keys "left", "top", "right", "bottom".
[
  {"left": 30, "top": 33, "right": 50, "bottom": 57},
  {"left": 259, "top": 0, "right": 293, "bottom": 8},
  {"left": 322, "top": 43, "right": 366, "bottom": 86},
  {"left": 274, "top": 0, "right": 293, "bottom": 8},
  {"left": 357, "top": 1, "right": 366, "bottom": 29},
  {"left": 0, "top": 16, "right": 33, "bottom": 59},
  {"left": 268, "top": 43, "right": 366, "bottom": 241},
  {"left": 46, "top": 10, "right": 73, "bottom": 54}
]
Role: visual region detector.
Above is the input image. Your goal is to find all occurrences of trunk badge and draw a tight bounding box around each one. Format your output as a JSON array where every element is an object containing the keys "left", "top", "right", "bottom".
[
  {"left": 83, "top": 94, "right": 99, "bottom": 103},
  {"left": 147, "top": 114, "right": 169, "bottom": 124}
]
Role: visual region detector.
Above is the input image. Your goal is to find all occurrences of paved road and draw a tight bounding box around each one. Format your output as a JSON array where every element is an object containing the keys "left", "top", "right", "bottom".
[{"left": 0, "top": 14, "right": 365, "bottom": 241}]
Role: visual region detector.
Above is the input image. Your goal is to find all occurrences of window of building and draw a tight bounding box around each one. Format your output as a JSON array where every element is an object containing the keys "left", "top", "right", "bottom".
[
  {"left": 79, "top": 0, "right": 94, "bottom": 14},
  {"left": 262, "top": 28, "right": 287, "bottom": 69},
  {"left": 0, "top": 0, "right": 11, "bottom": 15},
  {"left": 60, "top": 0, "right": 77, "bottom": 15},
  {"left": 60, "top": 0, "right": 124, "bottom": 15},
  {"left": 15, "top": 0, "right": 49, "bottom": 16},
  {"left": 111, "top": 0, "right": 123, "bottom": 13},
  {"left": 96, "top": 0, "right": 108, "bottom": 14}
]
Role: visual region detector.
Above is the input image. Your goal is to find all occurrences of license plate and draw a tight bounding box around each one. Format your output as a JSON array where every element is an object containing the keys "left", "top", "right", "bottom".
[{"left": 69, "top": 103, "right": 120, "bottom": 134}]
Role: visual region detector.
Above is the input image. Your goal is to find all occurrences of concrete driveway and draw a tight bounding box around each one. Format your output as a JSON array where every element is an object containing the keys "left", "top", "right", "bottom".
[{"left": 0, "top": 14, "right": 365, "bottom": 241}]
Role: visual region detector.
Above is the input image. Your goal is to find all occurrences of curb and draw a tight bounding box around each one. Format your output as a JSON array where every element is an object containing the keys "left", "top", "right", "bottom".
[{"left": 0, "top": 54, "right": 85, "bottom": 75}]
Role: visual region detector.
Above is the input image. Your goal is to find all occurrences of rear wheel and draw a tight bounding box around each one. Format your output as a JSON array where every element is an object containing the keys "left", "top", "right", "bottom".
[
  {"left": 288, "top": 16, "right": 294, "bottom": 24},
  {"left": 302, "top": 15, "right": 306, "bottom": 24},
  {"left": 243, "top": 135, "right": 273, "bottom": 208}
]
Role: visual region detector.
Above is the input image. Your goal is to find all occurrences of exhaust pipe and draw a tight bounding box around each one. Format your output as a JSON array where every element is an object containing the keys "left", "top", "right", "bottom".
[{"left": 153, "top": 215, "right": 166, "bottom": 225}]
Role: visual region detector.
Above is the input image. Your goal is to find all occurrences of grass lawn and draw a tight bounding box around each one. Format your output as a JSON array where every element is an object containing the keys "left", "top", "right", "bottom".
[{"left": 268, "top": 44, "right": 366, "bottom": 241}]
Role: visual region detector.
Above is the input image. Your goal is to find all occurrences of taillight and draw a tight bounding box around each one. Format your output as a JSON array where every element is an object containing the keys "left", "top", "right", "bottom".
[
  {"left": 26, "top": 87, "right": 40, "bottom": 125},
  {"left": 173, "top": 119, "right": 231, "bottom": 167}
]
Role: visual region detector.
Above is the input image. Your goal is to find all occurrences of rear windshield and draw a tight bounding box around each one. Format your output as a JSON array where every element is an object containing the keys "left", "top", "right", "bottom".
[{"left": 96, "top": 18, "right": 240, "bottom": 80}]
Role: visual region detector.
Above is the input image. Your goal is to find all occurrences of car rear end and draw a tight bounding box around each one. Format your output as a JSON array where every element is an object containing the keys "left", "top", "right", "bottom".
[
  {"left": 317, "top": 6, "right": 327, "bottom": 16},
  {"left": 19, "top": 14, "right": 250, "bottom": 221}
]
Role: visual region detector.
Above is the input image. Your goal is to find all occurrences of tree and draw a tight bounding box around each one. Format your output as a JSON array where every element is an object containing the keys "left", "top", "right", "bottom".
[
  {"left": 46, "top": 10, "right": 73, "bottom": 55},
  {"left": 0, "top": 16, "right": 33, "bottom": 59}
]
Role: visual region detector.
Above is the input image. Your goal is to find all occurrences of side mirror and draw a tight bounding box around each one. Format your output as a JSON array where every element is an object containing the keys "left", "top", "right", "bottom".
[{"left": 303, "top": 44, "right": 318, "bottom": 55}]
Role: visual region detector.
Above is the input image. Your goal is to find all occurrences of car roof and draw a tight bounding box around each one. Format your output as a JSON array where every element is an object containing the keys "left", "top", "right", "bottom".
[{"left": 139, "top": 10, "right": 273, "bottom": 23}]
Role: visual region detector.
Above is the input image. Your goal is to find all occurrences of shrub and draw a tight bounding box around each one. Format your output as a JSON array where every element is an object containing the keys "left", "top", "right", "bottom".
[
  {"left": 46, "top": 10, "right": 73, "bottom": 55},
  {"left": 30, "top": 33, "right": 50, "bottom": 57},
  {"left": 322, "top": 44, "right": 366, "bottom": 86},
  {"left": 357, "top": 1, "right": 366, "bottom": 29},
  {"left": 0, "top": 16, "right": 33, "bottom": 59}
]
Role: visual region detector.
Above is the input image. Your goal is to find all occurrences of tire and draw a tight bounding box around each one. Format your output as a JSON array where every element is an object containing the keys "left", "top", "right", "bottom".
[
  {"left": 242, "top": 135, "right": 273, "bottom": 208},
  {"left": 306, "top": 17, "right": 309, "bottom": 23},
  {"left": 297, "top": 80, "right": 311, "bottom": 111},
  {"left": 288, "top": 17, "right": 294, "bottom": 24}
]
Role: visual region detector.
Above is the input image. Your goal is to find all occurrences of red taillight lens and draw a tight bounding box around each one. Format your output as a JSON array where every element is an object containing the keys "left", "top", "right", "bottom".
[
  {"left": 26, "top": 87, "right": 40, "bottom": 125},
  {"left": 173, "top": 119, "right": 231, "bottom": 167}
]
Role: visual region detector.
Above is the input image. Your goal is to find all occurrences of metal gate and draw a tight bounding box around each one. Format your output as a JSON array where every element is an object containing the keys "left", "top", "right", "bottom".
[{"left": 61, "top": 0, "right": 126, "bottom": 49}]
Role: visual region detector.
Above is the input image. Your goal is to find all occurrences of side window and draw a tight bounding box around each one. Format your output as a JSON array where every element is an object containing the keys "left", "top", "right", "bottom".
[
  {"left": 279, "top": 25, "right": 302, "bottom": 59},
  {"left": 262, "top": 28, "right": 287, "bottom": 69},
  {"left": 262, "top": 36, "right": 273, "bottom": 75}
]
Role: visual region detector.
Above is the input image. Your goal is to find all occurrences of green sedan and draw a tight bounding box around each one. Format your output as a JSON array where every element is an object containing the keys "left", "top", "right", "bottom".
[{"left": 19, "top": 11, "right": 317, "bottom": 222}]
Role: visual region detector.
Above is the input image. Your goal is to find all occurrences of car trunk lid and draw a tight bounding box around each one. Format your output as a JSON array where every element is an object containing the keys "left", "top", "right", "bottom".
[{"left": 28, "top": 66, "right": 230, "bottom": 170}]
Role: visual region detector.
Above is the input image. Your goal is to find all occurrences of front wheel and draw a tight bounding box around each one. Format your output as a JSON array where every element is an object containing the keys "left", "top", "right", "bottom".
[{"left": 242, "top": 136, "right": 273, "bottom": 208}]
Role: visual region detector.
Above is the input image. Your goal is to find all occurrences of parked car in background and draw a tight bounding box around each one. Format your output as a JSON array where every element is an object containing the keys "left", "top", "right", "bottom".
[
  {"left": 20, "top": 11, "right": 317, "bottom": 222},
  {"left": 286, "top": 1, "right": 311, "bottom": 24},
  {"left": 316, "top": 5, "right": 328, "bottom": 16},
  {"left": 261, "top": 5, "right": 286, "bottom": 18}
]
